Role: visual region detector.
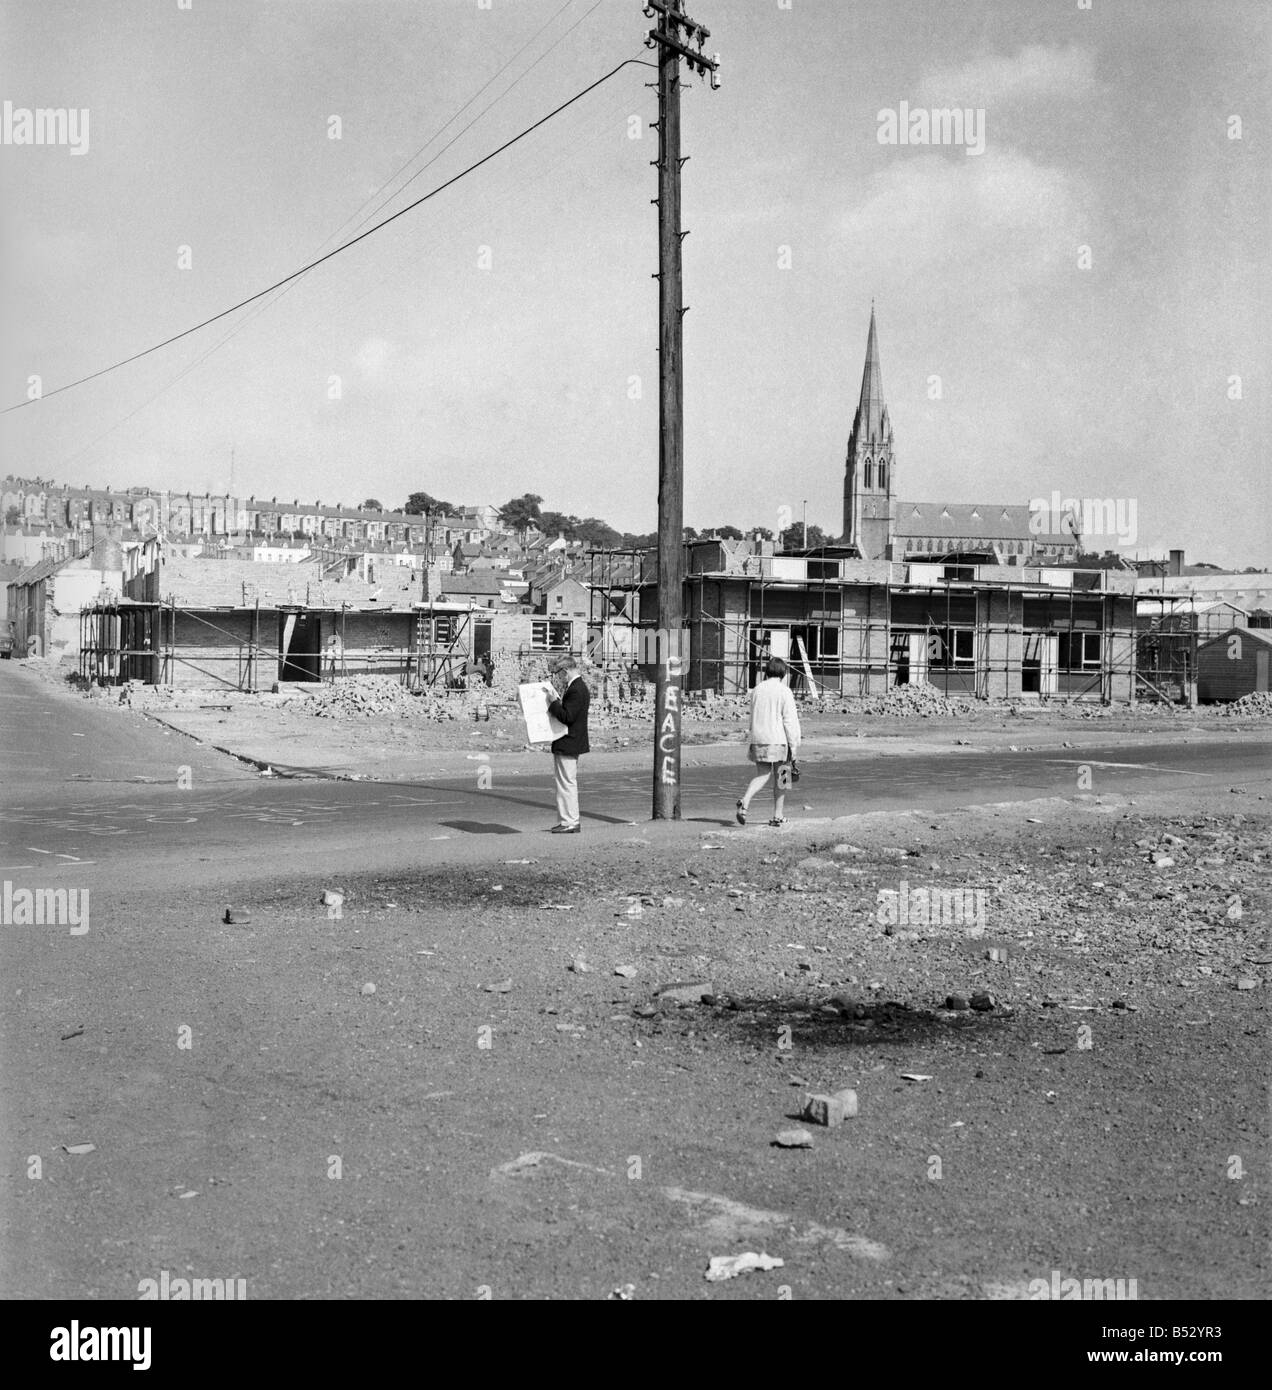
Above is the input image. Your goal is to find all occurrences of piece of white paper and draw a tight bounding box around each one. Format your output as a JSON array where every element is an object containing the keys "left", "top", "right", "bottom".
[{"left": 518, "top": 681, "right": 567, "bottom": 744}]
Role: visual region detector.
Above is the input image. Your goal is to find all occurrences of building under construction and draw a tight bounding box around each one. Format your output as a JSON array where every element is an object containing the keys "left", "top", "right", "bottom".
[{"left": 667, "top": 539, "right": 1140, "bottom": 701}]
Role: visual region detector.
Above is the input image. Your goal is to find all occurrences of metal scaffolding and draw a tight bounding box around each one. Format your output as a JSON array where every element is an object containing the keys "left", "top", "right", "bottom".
[{"left": 683, "top": 562, "right": 1142, "bottom": 702}]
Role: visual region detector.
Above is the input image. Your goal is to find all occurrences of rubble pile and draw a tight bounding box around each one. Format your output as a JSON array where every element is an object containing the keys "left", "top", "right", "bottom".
[
  {"left": 851, "top": 683, "right": 975, "bottom": 719},
  {"left": 1212, "top": 691, "right": 1272, "bottom": 717},
  {"left": 302, "top": 676, "right": 458, "bottom": 721}
]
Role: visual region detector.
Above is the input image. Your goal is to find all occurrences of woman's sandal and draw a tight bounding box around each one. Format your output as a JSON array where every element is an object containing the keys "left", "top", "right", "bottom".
[
  {"left": 735, "top": 800, "right": 747, "bottom": 825},
  {"left": 768, "top": 817, "right": 785, "bottom": 828}
]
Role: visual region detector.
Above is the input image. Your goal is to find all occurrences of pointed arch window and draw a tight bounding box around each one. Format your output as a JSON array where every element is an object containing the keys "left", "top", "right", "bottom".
[
  {"left": 863, "top": 460, "right": 873, "bottom": 488},
  {"left": 877, "top": 462, "right": 888, "bottom": 491}
]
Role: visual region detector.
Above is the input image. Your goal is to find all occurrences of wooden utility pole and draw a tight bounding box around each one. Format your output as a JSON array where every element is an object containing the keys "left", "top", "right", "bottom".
[{"left": 646, "top": 0, "right": 719, "bottom": 819}]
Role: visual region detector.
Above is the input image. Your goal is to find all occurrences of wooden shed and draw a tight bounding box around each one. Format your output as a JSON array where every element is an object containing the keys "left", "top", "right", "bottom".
[{"left": 1196, "top": 627, "right": 1272, "bottom": 702}]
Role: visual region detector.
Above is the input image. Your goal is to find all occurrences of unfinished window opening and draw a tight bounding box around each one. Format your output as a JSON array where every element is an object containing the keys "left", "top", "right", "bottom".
[
  {"left": 1058, "top": 632, "right": 1102, "bottom": 670},
  {"left": 531, "top": 619, "right": 573, "bottom": 651},
  {"left": 929, "top": 627, "right": 974, "bottom": 669}
]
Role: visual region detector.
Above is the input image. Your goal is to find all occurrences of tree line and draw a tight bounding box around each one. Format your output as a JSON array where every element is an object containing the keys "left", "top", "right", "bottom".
[{"left": 377, "top": 491, "right": 830, "bottom": 552}]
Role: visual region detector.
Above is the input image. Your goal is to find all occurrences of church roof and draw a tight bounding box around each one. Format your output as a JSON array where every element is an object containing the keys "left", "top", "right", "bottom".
[{"left": 895, "top": 502, "right": 1075, "bottom": 545}]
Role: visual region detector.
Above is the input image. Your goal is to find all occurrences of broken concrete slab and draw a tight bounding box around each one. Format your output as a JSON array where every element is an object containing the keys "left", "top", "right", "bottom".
[{"left": 800, "top": 1089, "right": 858, "bottom": 1126}]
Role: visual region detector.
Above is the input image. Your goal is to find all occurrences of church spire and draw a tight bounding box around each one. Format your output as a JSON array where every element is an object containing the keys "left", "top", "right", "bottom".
[
  {"left": 842, "top": 304, "right": 896, "bottom": 560},
  {"left": 854, "top": 304, "right": 888, "bottom": 444}
]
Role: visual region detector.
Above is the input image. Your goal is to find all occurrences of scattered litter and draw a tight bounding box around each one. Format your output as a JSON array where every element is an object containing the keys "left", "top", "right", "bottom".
[
  {"left": 568, "top": 958, "right": 592, "bottom": 974},
  {"left": 705, "top": 1252, "right": 784, "bottom": 1282},
  {"left": 483, "top": 978, "right": 513, "bottom": 993},
  {"left": 608, "top": 1284, "right": 636, "bottom": 1300},
  {"left": 900, "top": 1073, "right": 933, "bottom": 1083},
  {"left": 1227, "top": 896, "right": 1243, "bottom": 921},
  {"left": 223, "top": 906, "right": 251, "bottom": 924},
  {"left": 634, "top": 1004, "right": 659, "bottom": 1019},
  {"left": 540, "top": 903, "right": 574, "bottom": 911},
  {"left": 178, "top": 1190, "right": 199, "bottom": 1199},
  {"left": 62, "top": 1143, "right": 95, "bottom": 1155},
  {"left": 359, "top": 982, "right": 376, "bottom": 996},
  {"left": 1236, "top": 978, "right": 1259, "bottom": 991},
  {"left": 555, "top": 1022, "right": 584, "bottom": 1034},
  {"left": 970, "top": 992, "right": 996, "bottom": 1012},
  {"left": 944, "top": 995, "right": 969, "bottom": 1011},
  {"left": 504, "top": 858, "right": 536, "bottom": 865},
  {"left": 773, "top": 1129, "right": 814, "bottom": 1149},
  {"left": 986, "top": 947, "right": 1010, "bottom": 964},
  {"left": 614, "top": 965, "right": 638, "bottom": 979},
  {"left": 59, "top": 1026, "right": 85, "bottom": 1041},
  {"left": 321, "top": 889, "right": 344, "bottom": 907}
]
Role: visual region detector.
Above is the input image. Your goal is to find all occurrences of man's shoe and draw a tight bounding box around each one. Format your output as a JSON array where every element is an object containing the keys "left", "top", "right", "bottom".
[{"left": 550, "top": 824, "right": 581, "bottom": 834}]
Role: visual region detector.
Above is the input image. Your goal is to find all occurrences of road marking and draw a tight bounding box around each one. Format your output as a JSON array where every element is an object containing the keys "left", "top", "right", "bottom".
[
  {"left": 28, "top": 847, "right": 52, "bottom": 854},
  {"left": 1044, "top": 758, "right": 1206, "bottom": 775},
  {"left": 0, "top": 865, "right": 34, "bottom": 871}
]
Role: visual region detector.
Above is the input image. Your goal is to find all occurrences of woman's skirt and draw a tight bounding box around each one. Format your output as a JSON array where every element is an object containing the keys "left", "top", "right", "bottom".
[{"left": 748, "top": 742, "right": 788, "bottom": 765}]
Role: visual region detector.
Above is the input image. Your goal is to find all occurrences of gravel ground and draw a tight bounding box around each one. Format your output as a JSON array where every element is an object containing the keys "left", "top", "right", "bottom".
[{"left": 136, "top": 781, "right": 1264, "bottom": 1300}]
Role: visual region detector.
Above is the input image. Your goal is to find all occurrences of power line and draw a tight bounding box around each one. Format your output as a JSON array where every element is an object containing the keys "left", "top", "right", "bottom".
[
  {"left": 48, "top": 0, "right": 607, "bottom": 472},
  {"left": 340, "top": 0, "right": 608, "bottom": 245},
  {"left": 4, "top": 55, "right": 652, "bottom": 418}
]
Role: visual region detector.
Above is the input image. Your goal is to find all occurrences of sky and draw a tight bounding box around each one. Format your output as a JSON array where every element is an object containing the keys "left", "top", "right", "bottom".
[{"left": 1, "top": 0, "right": 1268, "bottom": 566}]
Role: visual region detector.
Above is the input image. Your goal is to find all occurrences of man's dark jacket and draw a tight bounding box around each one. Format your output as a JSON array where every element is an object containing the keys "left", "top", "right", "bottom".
[{"left": 549, "top": 676, "right": 590, "bottom": 757}]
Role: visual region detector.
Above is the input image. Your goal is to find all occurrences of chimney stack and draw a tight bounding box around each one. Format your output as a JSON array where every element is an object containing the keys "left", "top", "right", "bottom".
[{"left": 1169, "top": 548, "right": 1184, "bottom": 577}]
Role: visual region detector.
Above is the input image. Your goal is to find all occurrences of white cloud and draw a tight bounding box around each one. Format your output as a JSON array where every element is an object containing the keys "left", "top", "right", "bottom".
[
  {"left": 918, "top": 44, "right": 1096, "bottom": 108},
  {"left": 840, "top": 148, "right": 1085, "bottom": 287}
]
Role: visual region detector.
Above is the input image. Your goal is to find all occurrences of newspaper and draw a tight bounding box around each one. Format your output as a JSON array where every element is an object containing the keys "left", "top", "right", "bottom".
[{"left": 518, "top": 681, "right": 568, "bottom": 744}]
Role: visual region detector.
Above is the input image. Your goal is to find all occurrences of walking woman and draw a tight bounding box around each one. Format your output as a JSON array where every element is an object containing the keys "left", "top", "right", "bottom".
[{"left": 737, "top": 656, "right": 801, "bottom": 826}]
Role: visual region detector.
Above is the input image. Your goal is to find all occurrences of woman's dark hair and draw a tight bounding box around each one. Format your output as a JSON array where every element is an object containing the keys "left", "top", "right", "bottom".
[{"left": 764, "top": 656, "right": 787, "bottom": 679}]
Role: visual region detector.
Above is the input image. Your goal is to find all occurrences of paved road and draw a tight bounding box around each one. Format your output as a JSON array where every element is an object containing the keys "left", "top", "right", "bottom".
[{"left": 2, "top": 663, "right": 1269, "bottom": 894}]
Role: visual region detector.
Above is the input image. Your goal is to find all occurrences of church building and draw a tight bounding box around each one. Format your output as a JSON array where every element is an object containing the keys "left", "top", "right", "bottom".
[{"left": 841, "top": 308, "right": 1077, "bottom": 566}]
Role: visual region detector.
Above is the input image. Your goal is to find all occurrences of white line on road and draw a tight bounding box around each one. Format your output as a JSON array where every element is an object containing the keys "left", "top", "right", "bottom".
[
  {"left": 0, "top": 865, "right": 34, "bottom": 871},
  {"left": 27, "top": 847, "right": 52, "bottom": 853},
  {"left": 1043, "top": 759, "right": 1206, "bottom": 775}
]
